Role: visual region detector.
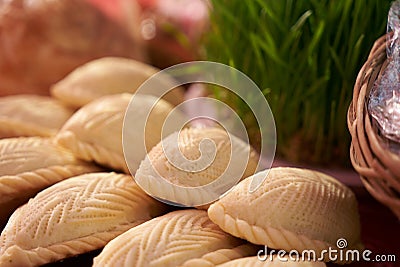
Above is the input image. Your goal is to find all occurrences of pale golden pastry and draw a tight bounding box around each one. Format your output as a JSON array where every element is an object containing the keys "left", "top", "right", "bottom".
[
  {"left": 216, "top": 256, "right": 326, "bottom": 267},
  {"left": 180, "top": 243, "right": 259, "bottom": 267},
  {"left": 0, "top": 137, "right": 100, "bottom": 226},
  {"left": 135, "top": 127, "right": 259, "bottom": 207},
  {"left": 0, "top": 95, "right": 74, "bottom": 138},
  {"left": 208, "top": 167, "right": 363, "bottom": 263},
  {"left": 51, "top": 57, "right": 185, "bottom": 108},
  {"left": 0, "top": 172, "right": 167, "bottom": 267},
  {"left": 93, "top": 209, "right": 243, "bottom": 267},
  {"left": 54, "top": 93, "right": 177, "bottom": 173}
]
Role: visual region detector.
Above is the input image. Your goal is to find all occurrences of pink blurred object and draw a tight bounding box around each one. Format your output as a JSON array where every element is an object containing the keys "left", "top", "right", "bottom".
[
  {"left": 85, "top": 0, "right": 123, "bottom": 22},
  {"left": 87, "top": 0, "right": 210, "bottom": 68},
  {"left": 137, "top": 0, "right": 210, "bottom": 67},
  {"left": 152, "top": 0, "right": 209, "bottom": 41}
]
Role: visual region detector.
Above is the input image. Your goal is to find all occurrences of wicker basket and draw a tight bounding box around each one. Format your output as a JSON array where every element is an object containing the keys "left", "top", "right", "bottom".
[{"left": 348, "top": 34, "right": 400, "bottom": 219}]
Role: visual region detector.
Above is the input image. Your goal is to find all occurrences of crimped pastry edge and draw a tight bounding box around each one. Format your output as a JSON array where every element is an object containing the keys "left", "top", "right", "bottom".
[
  {"left": 0, "top": 222, "right": 143, "bottom": 267},
  {"left": 179, "top": 243, "right": 259, "bottom": 267},
  {"left": 0, "top": 120, "right": 54, "bottom": 138},
  {"left": 208, "top": 202, "right": 363, "bottom": 264},
  {"left": 55, "top": 131, "right": 128, "bottom": 173},
  {"left": 0, "top": 164, "right": 100, "bottom": 203}
]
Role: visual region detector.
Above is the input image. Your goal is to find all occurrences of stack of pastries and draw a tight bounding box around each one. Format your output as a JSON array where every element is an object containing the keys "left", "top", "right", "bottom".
[{"left": 0, "top": 57, "right": 362, "bottom": 267}]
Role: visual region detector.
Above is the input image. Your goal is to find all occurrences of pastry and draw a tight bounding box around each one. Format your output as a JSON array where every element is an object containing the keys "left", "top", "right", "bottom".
[
  {"left": 135, "top": 127, "right": 259, "bottom": 207},
  {"left": 51, "top": 57, "right": 185, "bottom": 108},
  {"left": 93, "top": 209, "right": 243, "bottom": 267},
  {"left": 55, "top": 93, "right": 178, "bottom": 173},
  {"left": 216, "top": 256, "right": 326, "bottom": 267},
  {"left": 0, "top": 137, "right": 100, "bottom": 226},
  {"left": 0, "top": 95, "right": 74, "bottom": 138},
  {"left": 180, "top": 243, "right": 259, "bottom": 267},
  {"left": 0, "top": 172, "right": 167, "bottom": 267},
  {"left": 208, "top": 167, "right": 363, "bottom": 263}
]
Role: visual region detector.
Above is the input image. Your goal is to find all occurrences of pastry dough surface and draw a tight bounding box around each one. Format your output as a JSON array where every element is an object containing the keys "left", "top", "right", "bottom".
[
  {"left": 208, "top": 167, "right": 363, "bottom": 263},
  {"left": 135, "top": 127, "right": 259, "bottom": 206},
  {"left": 0, "top": 137, "right": 100, "bottom": 225},
  {"left": 0, "top": 95, "right": 73, "bottom": 138},
  {"left": 55, "top": 93, "right": 176, "bottom": 173},
  {"left": 216, "top": 256, "right": 327, "bottom": 267},
  {"left": 93, "top": 209, "right": 243, "bottom": 267},
  {"left": 0, "top": 172, "right": 167, "bottom": 267},
  {"left": 180, "top": 243, "right": 259, "bottom": 267},
  {"left": 51, "top": 57, "right": 185, "bottom": 108}
]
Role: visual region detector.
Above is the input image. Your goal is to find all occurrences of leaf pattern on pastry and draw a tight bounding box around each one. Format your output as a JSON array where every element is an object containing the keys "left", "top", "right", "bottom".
[
  {"left": 0, "top": 172, "right": 167, "bottom": 267},
  {"left": 180, "top": 243, "right": 259, "bottom": 267},
  {"left": 208, "top": 167, "right": 363, "bottom": 263},
  {"left": 0, "top": 95, "right": 74, "bottom": 138},
  {"left": 0, "top": 137, "right": 76, "bottom": 175},
  {"left": 50, "top": 57, "right": 185, "bottom": 108},
  {"left": 55, "top": 93, "right": 177, "bottom": 173},
  {"left": 135, "top": 127, "right": 259, "bottom": 207},
  {"left": 216, "top": 256, "right": 327, "bottom": 267},
  {"left": 93, "top": 210, "right": 243, "bottom": 267},
  {"left": 0, "top": 137, "right": 100, "bottom": 226},
  {"left": 139, "top": 127, "right": 258, "bottom": 187}
]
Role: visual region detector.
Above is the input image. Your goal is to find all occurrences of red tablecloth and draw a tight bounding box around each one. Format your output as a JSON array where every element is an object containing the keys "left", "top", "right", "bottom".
[{"left": 336, "top": 186, "right": 399, "bottom": 267}]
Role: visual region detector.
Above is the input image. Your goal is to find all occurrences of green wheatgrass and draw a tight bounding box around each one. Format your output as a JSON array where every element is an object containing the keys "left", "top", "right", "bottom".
[{"left": 203, "top": 0, "right": 391, "bottom": 166}]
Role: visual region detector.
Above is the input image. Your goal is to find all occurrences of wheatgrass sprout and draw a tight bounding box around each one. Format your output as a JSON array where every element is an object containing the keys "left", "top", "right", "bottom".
[{"left": 204, "top": 0, "right": 391, "bottom": 165}]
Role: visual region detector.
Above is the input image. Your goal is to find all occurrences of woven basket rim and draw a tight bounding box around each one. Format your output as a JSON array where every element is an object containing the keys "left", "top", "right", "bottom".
[{"left": 348, "top": 33, "right": 400, "bottom": 219}]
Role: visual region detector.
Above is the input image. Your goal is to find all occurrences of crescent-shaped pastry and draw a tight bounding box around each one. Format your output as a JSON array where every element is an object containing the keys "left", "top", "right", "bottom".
[
  {"left": 208, "top": 167, "right": 363, "bottom": 264},
  {"left": 0, "top": 172, "right": 167, "bottom": 267},
  {"left": 93, "top": 209, "right": 244, "bottom": 267},
  {"left": 135, "top": 127, "right": 259, "bottom": 207},
  {"left": 55, "top": 93, "right": 177, "bottom": 173},
  {"left": 216, "top": 256, "right": 326, "bottom": 267},
  {"left": 0, "top": 137, "right": 100, "bottom": 226},
  {"left": 180, "top": 243, "right": 259, "bottom": 267},
  {"left": 0, "top": 95, "right": 74, "bottom": 138},
  {"left": 50, "top": 57, "right": 185, "bottom": 108}
]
